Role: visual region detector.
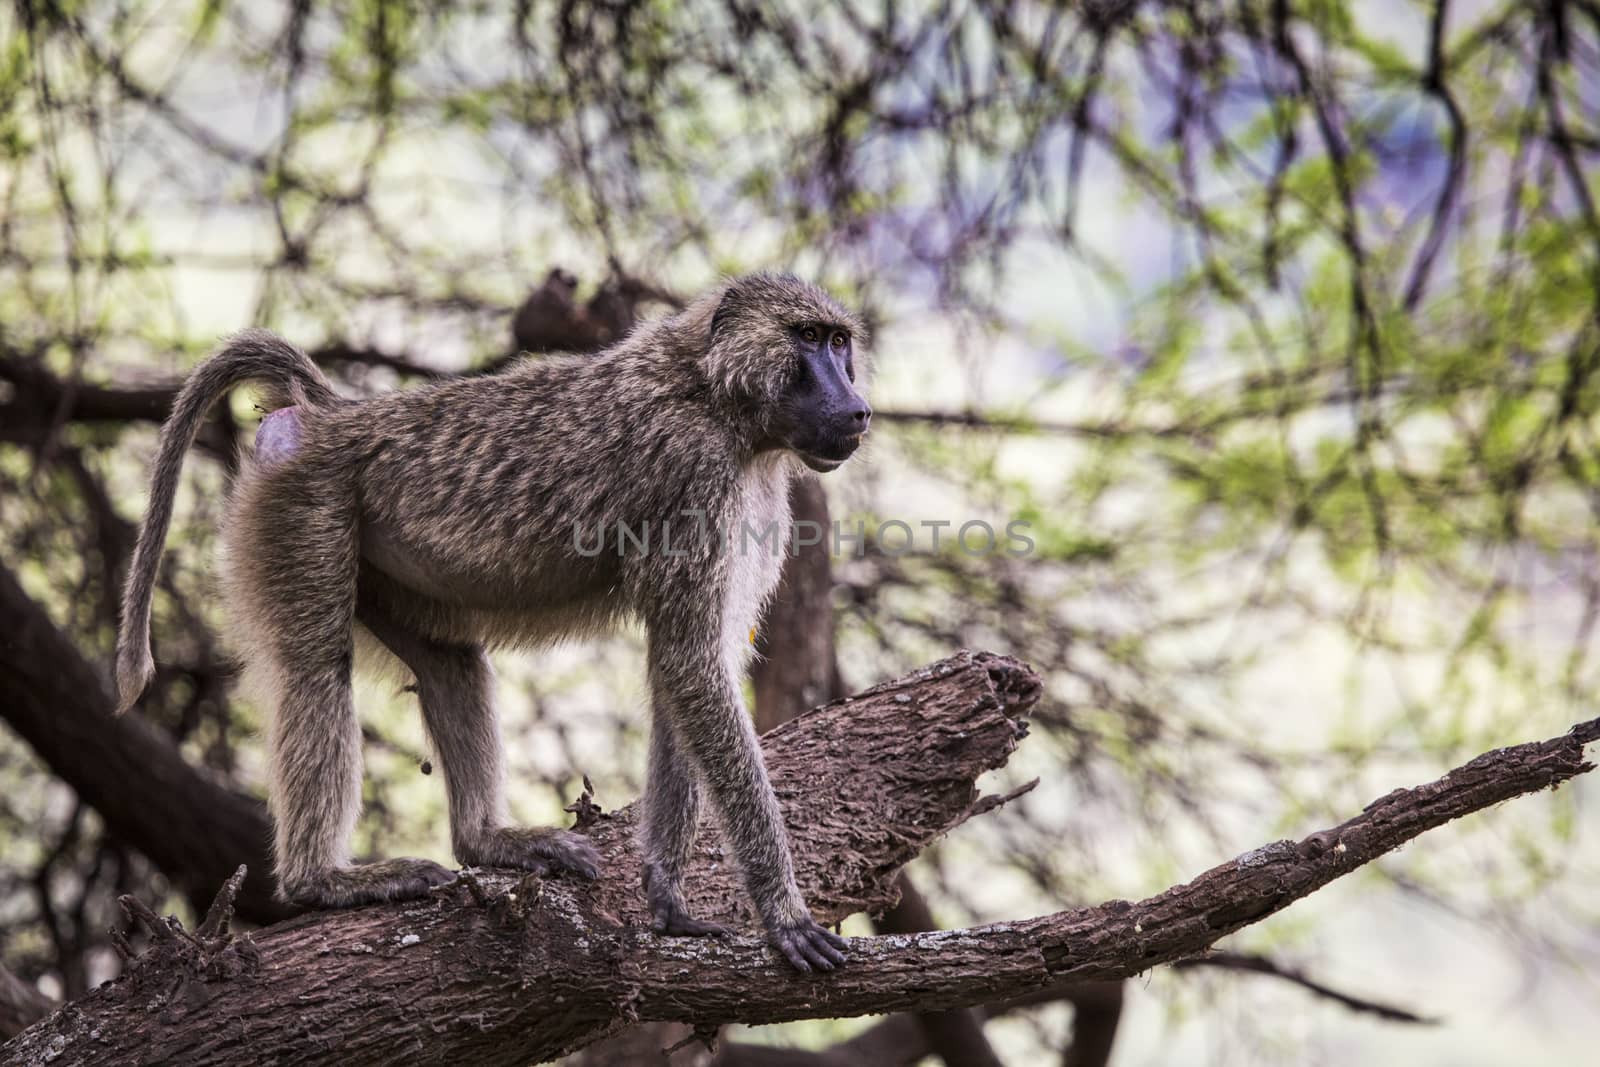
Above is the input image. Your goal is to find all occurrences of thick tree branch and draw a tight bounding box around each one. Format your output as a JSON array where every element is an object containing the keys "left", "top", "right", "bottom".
[
  {"left": 7, "top": 658, "right": 1592, "bottom": 1064},
  {"left": 626, "top": 717, "right": 1595, "bottom": 1029},
  {"left": 3, "top": 652, "right": 1040, "bottom": 1066}
]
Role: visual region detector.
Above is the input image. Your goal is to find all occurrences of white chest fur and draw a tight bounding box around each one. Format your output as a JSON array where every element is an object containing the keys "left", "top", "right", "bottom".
[{"left": 721, "top": 455, "right": 798, "bottom": 673}]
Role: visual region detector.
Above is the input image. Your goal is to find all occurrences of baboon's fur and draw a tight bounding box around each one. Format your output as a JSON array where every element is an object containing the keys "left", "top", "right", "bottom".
[{"left": 116, "top": 273, "right": 865, "bottom": 970}]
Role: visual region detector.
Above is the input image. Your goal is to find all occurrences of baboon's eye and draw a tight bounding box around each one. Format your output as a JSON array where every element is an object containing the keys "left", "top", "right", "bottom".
[
  {"left": 802, "top": 326, "right": 819, "bottom": 343},
  {"left": 831, "top": 331, "right": 848, "bottom": 349}
]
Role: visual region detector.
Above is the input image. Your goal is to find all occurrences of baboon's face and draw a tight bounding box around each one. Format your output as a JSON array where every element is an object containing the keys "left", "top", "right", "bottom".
[{"left": 769, "top": 321, "right": 871, "bottom": 473}]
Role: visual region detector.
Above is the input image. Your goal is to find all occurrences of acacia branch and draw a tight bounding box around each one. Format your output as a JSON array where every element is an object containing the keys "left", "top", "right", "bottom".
[
  {"left": 1173, "top": 951, "right": 1433, "bottom": 1024},
  {"left": 761, "top": 945, "right": 1432, "bottom": 1067},
  {"left": 0, "top": 343, "right": 439, "bottom": 432},
  {"left": 634, "top": 717, "right": 1595, "bottom": 1028},
  {"left": 4, "top": 655, "right": 1593, "bottom": 1066},
  {"left": 3, "top": 652, "right": 1039, "bottom": 1066}
]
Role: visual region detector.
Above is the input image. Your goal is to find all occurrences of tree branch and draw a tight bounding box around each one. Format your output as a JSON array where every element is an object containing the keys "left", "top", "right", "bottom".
[
  {"left": 3, "top": 652, "right": 1039, "bottom": 1066},
  {"left": 636, "top": 717, "right": 1594, "bottom": 1028},
  {"left": 1174, "top": 951, "right": 1433, "bottom": 1024},
  {"left": 0, "top": 345, "right": 439, "bottom": 462},
  {"left": 758, "top": 940, "right": 1436, "bottom": 1067},
  {"left": 5, "top": 655, "right": 1592, "bottom": 1065}
]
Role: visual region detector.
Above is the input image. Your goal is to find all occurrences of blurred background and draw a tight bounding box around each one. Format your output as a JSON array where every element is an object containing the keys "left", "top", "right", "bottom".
[{"left": 1, "top": 0, "right": 1598, "bottom": 1063}]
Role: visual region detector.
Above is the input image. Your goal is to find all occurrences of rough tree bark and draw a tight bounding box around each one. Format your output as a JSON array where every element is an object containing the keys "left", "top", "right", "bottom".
[
  {"left": 5, "top": 651, "right": 1596, "bottom": 1066},
  {"left": 3, "top": 651, "right": 1040, "bottom": 1066}
]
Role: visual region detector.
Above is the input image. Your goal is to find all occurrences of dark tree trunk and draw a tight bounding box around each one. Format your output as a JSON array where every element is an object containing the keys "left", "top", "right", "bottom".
[
  {"left": 0, "top": 564, "right": 287, "bottom": 924},
  {"left": 749, "top": 479, "right": 1006, "bottom": 1067},
  {"left": 752, "top": 478, "right": 844, "bottom": 731},
  {"left": 0, "top": 965, "right": 52, "bottom": 1041}
]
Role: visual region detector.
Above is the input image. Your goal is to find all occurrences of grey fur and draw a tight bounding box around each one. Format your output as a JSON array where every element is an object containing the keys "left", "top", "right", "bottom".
[{"left": 114, "top": 274, "right": 865, "bottom": 970}]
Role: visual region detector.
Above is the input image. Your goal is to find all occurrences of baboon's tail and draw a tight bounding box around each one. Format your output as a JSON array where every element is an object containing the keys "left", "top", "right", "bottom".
[{"left": 115, "top": 330, "right": 338, "bottom": 713}]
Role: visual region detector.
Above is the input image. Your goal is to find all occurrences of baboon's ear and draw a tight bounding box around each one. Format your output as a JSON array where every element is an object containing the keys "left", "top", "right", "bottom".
[{"left": 710, "top": 284, "right": 742, "bottom": 341}]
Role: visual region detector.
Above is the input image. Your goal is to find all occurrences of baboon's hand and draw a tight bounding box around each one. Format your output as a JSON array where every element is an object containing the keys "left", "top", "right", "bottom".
[{"left": 767, "top": 915, "right": 848, "bottom": 973}]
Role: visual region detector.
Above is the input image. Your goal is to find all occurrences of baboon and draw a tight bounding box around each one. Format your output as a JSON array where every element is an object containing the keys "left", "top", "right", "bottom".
[
  {"left": 115, "top": 273, "right": 870, "bottom": 972},
  {"left": 510, "top": 266, "right": 603, "bottom": 354}
]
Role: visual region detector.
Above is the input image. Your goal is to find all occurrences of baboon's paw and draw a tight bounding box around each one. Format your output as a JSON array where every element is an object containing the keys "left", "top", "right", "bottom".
[
  {"left": 461, "top": 827, "right": 601, "bottom": 880},
  {"left": 642, "top": 862, "right": 731, "bottom": 937},
  {"left": 767, "top": 915, "right": 848, "bottom": 973},
  {"left": 649, "top": 898, "right": 732, "bottom": 938},
  {"left": 285, "top": 858, "right": 455, "bottom": 909}
]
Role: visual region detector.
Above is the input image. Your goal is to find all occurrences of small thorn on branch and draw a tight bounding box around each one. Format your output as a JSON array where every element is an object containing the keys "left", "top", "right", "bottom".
[
  {"left": 454, "top": 868, "right": 491, "bottom": 907},
  {"left": 564, "top": 773, "right": 604, "bottom": 829},
  {"left": 118, "top": 895, "right": 200, "bottom": 950},
  {"left": 109, "top": 924, "right": 134, "bottom": 964},
  {"left": 964, "top": 777, "right": 1039, "bottom": 822},
  {"left": 197, "top": 865, "right": 248, "bottom": 941}
]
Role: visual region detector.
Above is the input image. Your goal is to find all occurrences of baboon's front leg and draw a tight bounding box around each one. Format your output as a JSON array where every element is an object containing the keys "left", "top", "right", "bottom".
[
  {"left": 641, "top": 716, "right": 730, "bottom": 937},
  {"left": 646, "top": 618, "right": 847, "bottom": 972}
]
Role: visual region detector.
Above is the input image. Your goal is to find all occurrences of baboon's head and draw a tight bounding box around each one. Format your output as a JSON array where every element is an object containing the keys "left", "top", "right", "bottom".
[{"left": 706, "top": 272, "right": 871, "bottom": 473}]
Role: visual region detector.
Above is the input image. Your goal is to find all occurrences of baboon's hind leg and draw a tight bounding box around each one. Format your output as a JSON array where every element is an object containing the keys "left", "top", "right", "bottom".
[
  {"left": 237, "top": 475, "right": 453, "bottom": 908},
  {"left": 358, "top": 596, "right": 599, "bottom": 880}
]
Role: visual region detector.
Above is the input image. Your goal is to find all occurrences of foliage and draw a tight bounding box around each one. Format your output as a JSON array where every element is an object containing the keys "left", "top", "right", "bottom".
[{"left": 1, "top": 0, "right": 1597, "bottom": 1059}]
